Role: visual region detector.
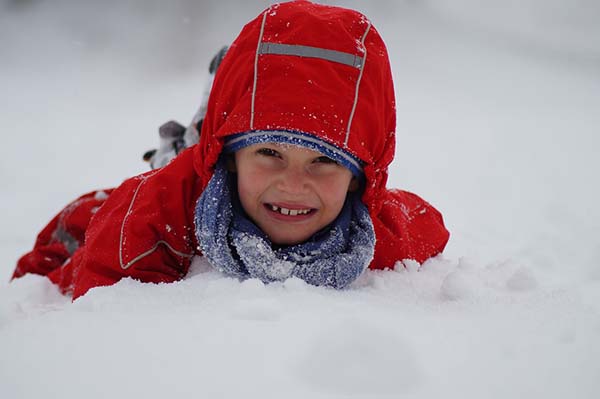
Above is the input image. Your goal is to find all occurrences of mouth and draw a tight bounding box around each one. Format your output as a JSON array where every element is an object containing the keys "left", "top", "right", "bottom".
[{"left": 264, "top": 203, "right": 316, "bottom": 217}]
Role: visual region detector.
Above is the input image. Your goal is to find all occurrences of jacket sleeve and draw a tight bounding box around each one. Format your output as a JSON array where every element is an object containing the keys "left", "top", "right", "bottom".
[
  {"left": 61, "top": 151, "right": 202, "bottom": 299},
  {"left": 369, "top": 189, "right": 450, "bottom": 270},
  {"left": 13, "top": 189, "right": 113, "bottom": 280},
  {"left": 13, "top": 148, "right": 201, "bottom": 299}
]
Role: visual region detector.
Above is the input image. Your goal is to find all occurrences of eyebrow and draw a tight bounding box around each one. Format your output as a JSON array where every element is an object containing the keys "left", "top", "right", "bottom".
[{"left": 225, "top": 130, "right": 363, "bottom": 174}]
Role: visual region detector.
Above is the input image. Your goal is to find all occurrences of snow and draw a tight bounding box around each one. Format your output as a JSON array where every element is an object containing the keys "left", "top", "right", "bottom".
[
  {"left": 2, "top": 257, "right": 599, "bottom": 397},
  {"left": 1, "top": 1, "right": 599, "bottom": 398}
]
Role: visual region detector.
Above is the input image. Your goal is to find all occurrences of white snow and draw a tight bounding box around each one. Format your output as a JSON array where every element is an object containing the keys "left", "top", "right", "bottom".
[{"left": 1, "top": 1, "right": 599, "bottom": 398}]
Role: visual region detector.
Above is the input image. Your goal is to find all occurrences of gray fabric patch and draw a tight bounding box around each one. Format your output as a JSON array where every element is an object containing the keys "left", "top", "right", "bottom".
[
  {"left": 52, "top": 226, "right": 79, "bottom": 255},
  {"left": 258, "top": 42, "right": 363, "bottom": 68}
]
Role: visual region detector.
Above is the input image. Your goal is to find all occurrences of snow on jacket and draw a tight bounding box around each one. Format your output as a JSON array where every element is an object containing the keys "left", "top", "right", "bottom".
[{"left": 13, "top": 1, "right": 449, "bottom": 299}]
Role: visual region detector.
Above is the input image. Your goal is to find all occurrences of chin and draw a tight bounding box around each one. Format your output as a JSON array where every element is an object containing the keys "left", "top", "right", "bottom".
[
  {"left": 269, "top": 232, "right": 312, "bottom": 246},
  {"left": 271, "top": 237, "right": 306, "bottom": 246}
]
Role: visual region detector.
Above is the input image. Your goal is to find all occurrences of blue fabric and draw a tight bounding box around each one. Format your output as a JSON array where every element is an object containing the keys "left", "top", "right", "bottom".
[{"left": 194, "top": 160, "right": 375, "bottom": 288}]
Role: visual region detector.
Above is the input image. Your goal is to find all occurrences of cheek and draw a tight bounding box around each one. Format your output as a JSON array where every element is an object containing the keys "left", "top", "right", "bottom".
[
  {"left": 236, "top": 170, "right": 256, "bottom": 205},
  {"left": 237, "top": 167, "right": 269, "bottom": 206},
  {"left": 317, "top": 174, "right": 353, "bottom": 207}
]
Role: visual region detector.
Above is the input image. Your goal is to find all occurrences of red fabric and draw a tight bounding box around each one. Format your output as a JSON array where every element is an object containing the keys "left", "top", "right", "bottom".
[
  {"left": 13, "top": 1, "right": 449, "bottom": 299},
  {"left": 13, "top": 190, "right": 113, "bottom": 280}
]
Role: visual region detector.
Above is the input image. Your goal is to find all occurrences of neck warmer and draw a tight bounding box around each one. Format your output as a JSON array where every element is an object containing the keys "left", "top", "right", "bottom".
[{"left": 194, "top": 160, "right": 375, "bottom": 289}]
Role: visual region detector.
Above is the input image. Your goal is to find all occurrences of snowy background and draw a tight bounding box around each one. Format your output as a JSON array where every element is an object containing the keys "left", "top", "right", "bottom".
[{"left": 1, "top": 0, "right": 599, "bottom": 397}]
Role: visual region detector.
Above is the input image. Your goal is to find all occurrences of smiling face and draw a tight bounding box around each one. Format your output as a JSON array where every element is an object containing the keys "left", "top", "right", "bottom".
[{"left": 233, "top": 142, "right": 356, "bottom": 245}]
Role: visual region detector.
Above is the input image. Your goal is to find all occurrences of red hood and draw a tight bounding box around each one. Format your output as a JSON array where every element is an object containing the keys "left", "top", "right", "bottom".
[{"left": 194, "top": 0, "right": 396, "bottom": 215}]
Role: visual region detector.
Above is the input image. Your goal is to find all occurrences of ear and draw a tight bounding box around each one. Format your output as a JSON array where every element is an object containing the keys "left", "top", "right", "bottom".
[
  {"left": 348, "top": 177, "right": 359, "bottom": 192},
  {"left": 226, "top": 154, "right": 237, "bottom": 172}
]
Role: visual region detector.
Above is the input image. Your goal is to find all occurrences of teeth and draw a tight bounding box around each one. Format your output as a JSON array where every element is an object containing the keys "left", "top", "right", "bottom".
[{"left": 269, "top": 205, "right": 311, "bottom": 216}]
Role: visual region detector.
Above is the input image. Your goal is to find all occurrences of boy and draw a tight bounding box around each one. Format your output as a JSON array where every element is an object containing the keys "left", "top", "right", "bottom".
[{"left": 12, "top": 0, "right": 449, "bottom": 299}]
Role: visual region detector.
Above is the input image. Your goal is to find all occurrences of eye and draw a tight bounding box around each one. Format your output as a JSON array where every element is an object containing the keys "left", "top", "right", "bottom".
[
  {"left": 257, "top": 147, "right": 280, "bottom": 158},
  {"left": 314, "top": 156, "right": 338, "bottom": 165}
]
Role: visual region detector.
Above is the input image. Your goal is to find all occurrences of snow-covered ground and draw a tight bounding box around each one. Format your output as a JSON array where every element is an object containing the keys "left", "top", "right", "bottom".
[{"left": 1, "top": 1, "right": 599, "bottom": 398}]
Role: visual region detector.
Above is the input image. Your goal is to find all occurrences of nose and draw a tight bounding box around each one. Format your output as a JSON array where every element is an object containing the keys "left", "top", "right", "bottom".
[{"left": 275, "top": 164, "right": 310, "bottom": 195}]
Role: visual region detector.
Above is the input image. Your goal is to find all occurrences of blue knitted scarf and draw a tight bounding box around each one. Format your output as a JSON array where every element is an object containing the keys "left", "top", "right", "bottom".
[{"left": 194, "top": 160, "right": 375, "bottom": 288}]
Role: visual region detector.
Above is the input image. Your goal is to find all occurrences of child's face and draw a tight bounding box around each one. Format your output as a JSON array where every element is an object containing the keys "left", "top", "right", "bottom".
[{"left": 234, "top": 142, "right": 356, "bottom": 245}]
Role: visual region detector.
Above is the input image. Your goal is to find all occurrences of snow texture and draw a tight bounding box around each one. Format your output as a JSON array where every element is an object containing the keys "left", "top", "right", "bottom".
[{"left": 1, "top": 1, "right": 600, "bottom": 398}]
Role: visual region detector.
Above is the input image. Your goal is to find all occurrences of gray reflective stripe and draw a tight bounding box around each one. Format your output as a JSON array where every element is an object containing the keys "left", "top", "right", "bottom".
[
  {"left": 120, "top": 240, "right": 194, "bottom": 270},
  {"left": 345, "top": 21, "right": 371, "bottom": 146},
  {"left": 258, "top": 42, "right": 364, "bottom": 69}
]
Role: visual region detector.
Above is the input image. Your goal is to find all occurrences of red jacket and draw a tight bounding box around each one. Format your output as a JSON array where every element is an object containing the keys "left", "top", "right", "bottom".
[{"left": 14, "top": 1, "right": 449, "bottom": 299}]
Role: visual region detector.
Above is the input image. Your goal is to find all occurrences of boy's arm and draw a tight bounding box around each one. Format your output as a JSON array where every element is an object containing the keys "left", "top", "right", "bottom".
[
  {"left": 370, "top": 189, "right": 450, "bottom": 270},
  {"left": 63, "top": 150, "right": 202, "bottom": 299},
  {"left": 14, "top": 148, "right": 200, "bottom": 299},
  {"left": 12, "top": 159, "right": 199, "bottom": 299}
]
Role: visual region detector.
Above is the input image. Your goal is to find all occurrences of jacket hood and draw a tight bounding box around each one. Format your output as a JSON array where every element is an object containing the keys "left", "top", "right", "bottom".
[{"left": 194, "top": 0, "right": 396, "bottom": 215}]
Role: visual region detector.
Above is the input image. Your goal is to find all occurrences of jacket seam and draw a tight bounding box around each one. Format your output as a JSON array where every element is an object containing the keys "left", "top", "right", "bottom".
[
  {"left": 250, "top": 10, "right": 268, "bottom": 130},
  {"left": 119, "top": 174, "right": 193, "bottom": 270},
  {"left": 344, "top": 21, "right": 371, "bottom": 147}
]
